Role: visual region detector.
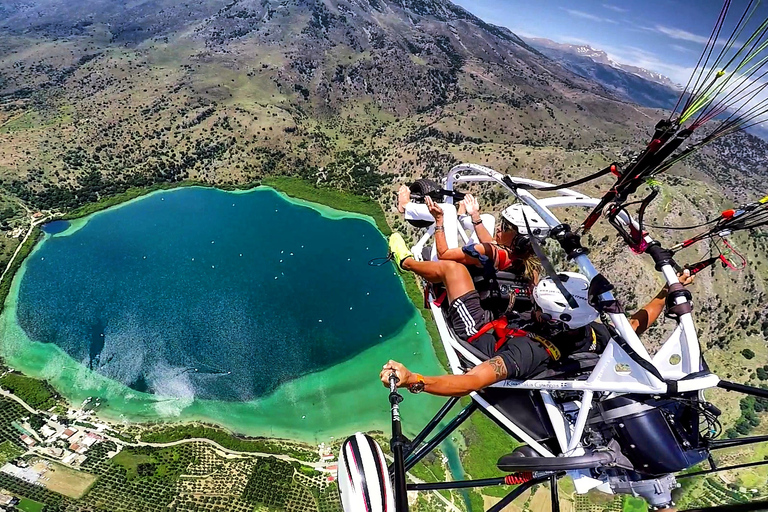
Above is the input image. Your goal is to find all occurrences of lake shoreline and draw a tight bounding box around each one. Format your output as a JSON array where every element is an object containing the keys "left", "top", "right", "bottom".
[{"left": 0, "top": 183, "right": 446, "bottom": 445}]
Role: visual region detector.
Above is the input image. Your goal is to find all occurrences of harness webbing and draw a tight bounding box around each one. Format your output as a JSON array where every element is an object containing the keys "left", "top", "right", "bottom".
[{"left": 467, "top": 317, "right": 562, "bottom": 361}]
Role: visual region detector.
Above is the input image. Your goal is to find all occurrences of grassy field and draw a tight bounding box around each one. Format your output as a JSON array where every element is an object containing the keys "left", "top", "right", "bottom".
[
  {"left": 34, "top": 460, "right": 98, "bottom": 499},
  {"left": 263, "top": 176, "right": 391, "bottom": 235},
  {"left": 16, "top": 497, "right": 44, "bottom": 512},
  {"left": 0, "top": 373, "right": 57, "bottom": 410},
  {"left": 0, "top": 440, "right": 23, "bottom": 464},
  {"left": 623, "top": 496, "right": 648, "bottom": 512},
  {"left": 112, "top": 450, "right": 158, "bottom": 481}
]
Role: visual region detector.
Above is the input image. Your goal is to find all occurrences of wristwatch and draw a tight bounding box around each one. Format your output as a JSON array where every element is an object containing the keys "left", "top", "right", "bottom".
[{"left": 408, "top": 374, "right": 426, "bottom": 394}]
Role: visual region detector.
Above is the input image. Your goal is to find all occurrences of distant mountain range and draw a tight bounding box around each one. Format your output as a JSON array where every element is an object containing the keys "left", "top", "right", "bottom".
[{"left": 525, "top": 37, "right": 681, "bottom": 110}]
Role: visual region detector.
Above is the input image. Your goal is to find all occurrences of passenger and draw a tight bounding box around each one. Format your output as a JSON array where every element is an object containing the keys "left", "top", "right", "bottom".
[
  {"left": 389, "top": 196, "right": 541, "bottom": 338},
  {"left": 397, "top": 185, "right": 496, "bottom": 247},
  {"left": 379, "top": 270, "right": 694, "bottom": 395}
]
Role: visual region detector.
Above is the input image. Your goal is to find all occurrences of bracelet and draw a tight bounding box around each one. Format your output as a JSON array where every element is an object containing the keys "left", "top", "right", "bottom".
[
  {"left": 471, "top": 218, "right": 483, "bottom": 225},
  {"left": 434, "top": 225, "right": 445, "bottom": 232},
  {"left": 408, "top": 374, "right": 426, "bottom": 394}
]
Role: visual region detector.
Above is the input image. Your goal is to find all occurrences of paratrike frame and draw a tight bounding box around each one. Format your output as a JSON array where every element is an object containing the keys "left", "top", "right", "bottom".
[{"left": 389, "top": 163, "right": 768, "bottom": 512}]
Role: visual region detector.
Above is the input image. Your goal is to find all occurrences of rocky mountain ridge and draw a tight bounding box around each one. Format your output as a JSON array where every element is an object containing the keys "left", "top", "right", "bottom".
[
  {"left": 527, "top": 37, "right": 679, "bottom": 87},
  {"left": 525, "top": 36, "right": 681, "bottom": 110}
]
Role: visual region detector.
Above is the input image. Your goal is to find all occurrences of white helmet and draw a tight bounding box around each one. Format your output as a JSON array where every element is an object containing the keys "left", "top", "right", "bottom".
[
  {"left": 533, "top": 272, "right": 599, "bottom": 329},
  {"left": 501, "top": 204, "right": 549, "bottom": 240},
  {"left": 338, "top": 433, "right": 394, "bottom": 512}
]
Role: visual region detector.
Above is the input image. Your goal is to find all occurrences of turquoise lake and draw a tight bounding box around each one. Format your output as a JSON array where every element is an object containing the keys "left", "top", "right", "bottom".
[{"left": 1, "top": 187, "right": 447, "bottom": 442}]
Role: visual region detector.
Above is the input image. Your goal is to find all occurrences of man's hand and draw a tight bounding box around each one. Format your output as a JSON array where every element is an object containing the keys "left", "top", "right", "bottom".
[
  {"left": 425, "top": 196, "right": 444, "bottom": 224},
  {"left": 380, "top": 360, "right": 413, "bottom": 388},
  {"left": 662, "top": 269, "right": 694, "bottom": 295},
  {"left": 678, "top": 268, "right": 694, "bottom": 286},
  {"left": 396, "top": 185, "right": 410, "bottom": 214},
  {"left": 631, "top": 269, "right": 696, "bottom": 336},
  {"left": 461, "top": 194, "right": 481, "bottom": 220}
]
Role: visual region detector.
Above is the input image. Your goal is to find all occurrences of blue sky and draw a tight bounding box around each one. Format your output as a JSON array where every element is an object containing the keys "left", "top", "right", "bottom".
[{"left": 451, "top": 0, "right": 765, "bottom": 85}]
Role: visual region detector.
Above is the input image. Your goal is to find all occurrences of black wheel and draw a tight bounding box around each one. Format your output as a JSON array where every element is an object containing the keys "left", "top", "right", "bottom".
[{"left": 409, "top": 178, "right": 440, "bottom": 200}]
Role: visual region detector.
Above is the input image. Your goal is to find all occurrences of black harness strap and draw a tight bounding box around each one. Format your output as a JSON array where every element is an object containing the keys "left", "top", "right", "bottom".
[
  {"left": 517, "top": 202, "right": 580, "bottom": 309},
  {"left": 512, "top": 164, "right": 616, "bottom": 192}
]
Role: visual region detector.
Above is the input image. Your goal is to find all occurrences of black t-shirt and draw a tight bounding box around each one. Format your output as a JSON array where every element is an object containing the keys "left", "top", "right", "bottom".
[{"left": 472, "top": 321, "right": 614, "bottom": 379}]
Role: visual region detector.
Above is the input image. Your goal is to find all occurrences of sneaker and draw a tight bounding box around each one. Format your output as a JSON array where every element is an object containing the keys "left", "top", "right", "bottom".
[{"left": 389, "top": 232, "right": 413, "bottom": 272}]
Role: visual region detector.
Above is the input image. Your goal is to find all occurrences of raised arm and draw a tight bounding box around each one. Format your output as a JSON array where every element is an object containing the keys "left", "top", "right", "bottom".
[
  {"left": 629, "top": 270, "right": 693, "bottom": 336},
  {"left": 461, "top": 194, "right": 493, "bottom": 244},
  {"left": 426, "top": 196, "right": 493, "bottom": 265},
  {"left": 380, "top": 358, "right": 507, "bottom": 397}
]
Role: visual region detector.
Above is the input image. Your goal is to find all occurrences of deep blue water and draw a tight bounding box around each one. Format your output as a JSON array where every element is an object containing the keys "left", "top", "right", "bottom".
[
  {"left": 16, "top": 188, "right": 412, "bottom": 401},
  {"left": 42, "top": 220, "right": 70, "bottom": 234}
]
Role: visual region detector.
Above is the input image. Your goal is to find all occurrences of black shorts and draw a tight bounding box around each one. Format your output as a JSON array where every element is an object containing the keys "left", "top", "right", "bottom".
[{"left": 448, "top": 291, "right": 492, "bottom": 340}]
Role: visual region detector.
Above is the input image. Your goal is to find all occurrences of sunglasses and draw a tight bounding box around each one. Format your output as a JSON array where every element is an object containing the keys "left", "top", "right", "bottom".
[
  {"left": 498, "top": 218, "right": 517, "bottom": 232},
  {"left": 534, "top": 305, "right": 571, "bottom": 325}
]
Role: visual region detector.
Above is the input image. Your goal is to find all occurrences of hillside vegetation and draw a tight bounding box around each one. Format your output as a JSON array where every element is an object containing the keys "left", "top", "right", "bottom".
[{"left": 0, "top": 0, "right": 767, "bottom": 509}]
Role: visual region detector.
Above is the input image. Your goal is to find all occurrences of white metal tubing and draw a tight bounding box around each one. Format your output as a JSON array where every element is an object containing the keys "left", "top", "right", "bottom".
[
  {"left": 447, "top": 164, "right": 585, "bottom": 198},
  {"left": 658, "top": 263, "right": 701, "bottom": 373},
  {"left": 676, "top": 373, "right": 721, "bottom": 392},
  {"left": 447, "top": 164, "right": 682, "bottom": 375},
  {"left": 412, "top": 229, "right": 434, "bottom": 259},
  {"left": 566, "top": 391, "right": 593, "bottom": 454},
  {"left": 541, "top": 391, "right": 571, "bottom": 453},
  {"left": 538, "top": 197, "right": 634, "bottom": 226},
  {"left": 679, "top": 314, "right": 701, "bottom": 374},
  {"left": 441, "top": 163, "right": 713, "bottom": 387},
  {"left": 513, "top": 187, "right": 658, "bottom": 364},
  {"left": 489, "top": 378, "right": 669, "bottom": 393}
]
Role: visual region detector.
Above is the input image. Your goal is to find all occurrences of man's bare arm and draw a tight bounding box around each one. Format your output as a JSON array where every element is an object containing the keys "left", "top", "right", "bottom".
[
  {"left": 381, "top": 357, "right": 508, "bottom": 397},
  {"left": 629, "top": 270, "right": 693, "bottom": 336}
]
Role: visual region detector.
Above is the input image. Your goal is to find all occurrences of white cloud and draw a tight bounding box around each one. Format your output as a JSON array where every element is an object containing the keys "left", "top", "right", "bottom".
[
  {"left": 559, "top": 36, "right": 600, "bottom": 47},
  {"left": 602, "top": 3, "right": 628, "bottom": 13},
  {"left": 671, "top": 44, "right": 696, "bottom": 54},
  {"left": 560, "top": 8, "right": 618, "bottom": 24},
  {"left": 510, "top": 28, "right": 546, "bottom": 40},
  {"left": 646, "top": 24, "right": 711, "bottom": 45}
]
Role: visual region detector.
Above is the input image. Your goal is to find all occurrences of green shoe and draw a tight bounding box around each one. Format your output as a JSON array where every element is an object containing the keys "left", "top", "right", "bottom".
[{"left": 389, "top": 232, "right": 413, "bottom": 271}]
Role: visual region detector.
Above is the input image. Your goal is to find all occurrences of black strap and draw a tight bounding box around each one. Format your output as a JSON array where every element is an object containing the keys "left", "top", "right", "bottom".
[
  {"left": 611, "top": 331, "right": 665, "bottom": 382},
  {"left": 512, "top": 164, "right": 615, "bottom": 191},
  {"left": 609, "top": 323, "right": 683, "bottom": 395},
  {"left": 519, "top": 207, "right": 579, "bottom": 309}
]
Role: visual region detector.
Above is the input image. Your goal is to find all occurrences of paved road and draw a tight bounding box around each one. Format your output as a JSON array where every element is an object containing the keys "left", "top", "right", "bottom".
[
  {"left": 122, "top": 436, "right": 328, "bottom": 470},
  {"left": 0, "top": 388, "right": 39, "bottom": 416},
  {"left": 0, "top": 214, "right": 53, "bottom": 285}
]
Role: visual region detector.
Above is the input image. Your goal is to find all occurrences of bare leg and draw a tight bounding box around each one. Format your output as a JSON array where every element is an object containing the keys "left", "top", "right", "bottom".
[
  {"left": 401, "top": 258, "right": 475, "bottom": 302},
  {"left": 397, "top": 185, "right": 410, "bottom": 213}
]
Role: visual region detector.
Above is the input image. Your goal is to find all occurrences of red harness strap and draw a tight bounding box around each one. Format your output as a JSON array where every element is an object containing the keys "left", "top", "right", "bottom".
[
  {"left": 432, "top": 290, "right": 448, "bottom": 308},
  {"left": 468, "top": 318, "right": 562, "bottom": 360},
  {"left": 467, "top": 317, "right": 528, "bottom": 351}
]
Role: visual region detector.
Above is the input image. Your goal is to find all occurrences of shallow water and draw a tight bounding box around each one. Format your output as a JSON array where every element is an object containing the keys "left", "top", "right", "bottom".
[{"left": 1, "top": 187, "right": 447, "bottom": 442}]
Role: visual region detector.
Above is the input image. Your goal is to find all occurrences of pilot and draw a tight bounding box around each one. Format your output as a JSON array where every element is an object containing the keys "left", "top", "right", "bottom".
[{"left": 380, "top": 270, "right": 693, "bottom": 395}]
